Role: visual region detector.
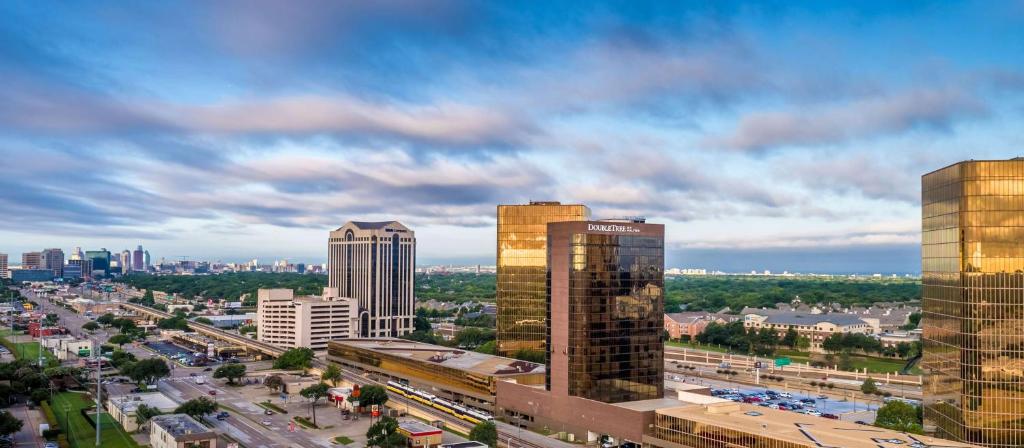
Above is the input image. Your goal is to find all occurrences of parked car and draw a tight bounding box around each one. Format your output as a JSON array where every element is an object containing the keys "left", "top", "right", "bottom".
[
  {"left": 822, "top": 413, "right": 839, "bottom": 420},
  {"left": 265, "top": 409, "right": 273, "bottom": 415},
  {"left": 262, "top": 419, "right": 272, "bottom": 426}
]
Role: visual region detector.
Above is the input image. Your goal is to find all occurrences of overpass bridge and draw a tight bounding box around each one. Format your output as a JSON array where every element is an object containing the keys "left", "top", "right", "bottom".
[{"left": 119, "top": 302, "right": 286, "bottom": 359}]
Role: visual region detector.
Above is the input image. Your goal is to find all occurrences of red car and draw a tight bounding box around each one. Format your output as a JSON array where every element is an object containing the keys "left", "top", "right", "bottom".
[
  {"left": 208, "top": 390, "right": 217, "bottom": 396},
  {"left": 821, "top": 413, "right": 839, "bottom": 420}
]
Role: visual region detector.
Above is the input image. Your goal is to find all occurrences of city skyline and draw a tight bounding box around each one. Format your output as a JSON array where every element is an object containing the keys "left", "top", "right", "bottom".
[{"left": 3, "top": 2, "right": 1024, "bottom": 273}]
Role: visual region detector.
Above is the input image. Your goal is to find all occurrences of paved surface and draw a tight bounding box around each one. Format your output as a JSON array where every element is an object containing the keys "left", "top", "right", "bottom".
[{"left": 10, "top": 404, "right": 44, "bottom": 448}]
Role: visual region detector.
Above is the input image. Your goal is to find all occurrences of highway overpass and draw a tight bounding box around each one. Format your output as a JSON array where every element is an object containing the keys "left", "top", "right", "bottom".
[{"left": 119, "top": 302, "right": 286, "bottom": 358}]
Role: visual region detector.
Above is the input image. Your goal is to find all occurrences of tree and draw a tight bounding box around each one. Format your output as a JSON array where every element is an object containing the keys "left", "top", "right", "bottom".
[
  {"left": 213, "top": 364, "right": 247, "bottom": 385},
  {"left": 321, "top": 364, "right": 342, "bottom": 387},
  {"left": 413, "top": 315, "right": 432, "bottom": 332},
  {"left": 135, "top": 404, "right": 163, "bottom": 428},
  {"left": 273, "top": 347, "right": 314, "bottom": 370},
  {"left": 348, "top": 385, "right": 388, "bottom": 408},
  {"left": 265, "top": 375, "right": 283, "bottom": 392},
  {"left": 157, "top": 316, "right": 189, "bottom": 331},
  {"left": 838, "top": 351, "right": 854, "bottom": 371},
  {"left": 470, "top": 421, "right": 498, "bottom": 447},
  {"left": 82, "top": 321, "right": 99, "bottom": 332},
  {"left": 475, "top": 340, "right": 496, "bottom": 355},
  {"left": 96, "top": 313, "right": 115, "bottom": 326},
  {"left": 366, "top": 416, "right": 406, "bottom": 447},
  {"left": 108, "top": 334, "right": 134, "bottom": 348},
  {"left": 0, "top": 411, "right": 23, "bottom": 438},
  {"left": 110, "top": 350, "right": 136, "bottom": 369},
  {"left": 238, "top": 324, "right": 256, "bottom": 334},
  {"left": 124, "top": 358, "right": 171, "bottom": 385},
  {"left": 112, "top": 318, "right": 138, "bottom": 333},
  {"left": 175, "top": 397, "right": 218, "bottom": 421},
  {"left": 299, "top": 382, "right": 329, "bottom": 427},
  {"left": 875, "top": 400, "right": 923, "bottom": 434},
  {"left": 822, "top": 333, "right": 843, "bottom": 354},
  {"left": 861, "top": 377, "right": 879, "bottom": 395},
  {"left": 193, "top": 317, "right": 213, "bottom": 325},
  {"left": 796, "top": 336, "right": 811, "bottom": 351},
  {"left": 781, "top": 327, "right": 799, "bottom": 349}
]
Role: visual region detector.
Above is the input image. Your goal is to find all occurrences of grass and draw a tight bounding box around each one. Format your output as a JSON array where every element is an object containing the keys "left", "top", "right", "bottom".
[
  {"left": 50, "top": 391, "right": 140, "bottom": 448},
  {"left": 665, "top": 340, "right": 733, "bottom": 354},
  {"left": 334, "top": 435, "right": 355, "bottom": 445},
  {"left": 775, "top": 349, "right": 915, "bottom": 374},
  {"left": 293, "top": 416, "right": 318, "bottom": 429},
  {"left": 0, "top": 337, "right": 59, "bottom": 367},
  {"left": 257, "top": 401, "right": 288, "bottom": 414},
  {"left": 0, "top": 329, "right": 22, "bottom": 337}
]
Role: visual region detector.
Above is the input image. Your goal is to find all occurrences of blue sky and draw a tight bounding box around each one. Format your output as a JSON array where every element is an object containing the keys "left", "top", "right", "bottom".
[{"left": 2, "top": 1, "right": 1023, "bottom": 272}]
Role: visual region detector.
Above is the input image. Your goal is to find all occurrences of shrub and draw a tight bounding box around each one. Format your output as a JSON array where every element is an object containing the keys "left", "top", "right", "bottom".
[
  {"left": 827, "top": 383, "right": 835, "bottom": 389},
  {"left": 42, "top": 428, "right": 61, "bottom": 440}
]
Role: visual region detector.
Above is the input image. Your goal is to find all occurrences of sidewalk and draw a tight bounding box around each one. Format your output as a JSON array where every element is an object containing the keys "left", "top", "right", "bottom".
[{"left": 11, "top": 404, "right": 45, "bottom": 448}]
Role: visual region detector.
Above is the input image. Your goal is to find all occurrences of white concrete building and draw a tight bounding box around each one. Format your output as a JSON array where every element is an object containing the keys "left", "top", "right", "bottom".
[
  {"left": 107, "top": 391, "right": 178, "bottom": 432},
  {"left": 256, "top": 288, "right": 357, "bottom": 351},
  {"left": 328, "top": 221, "right": 416, "bottom": 338},
  {"left": 149, "top": 414, "right": 217, "bottom": 448}
]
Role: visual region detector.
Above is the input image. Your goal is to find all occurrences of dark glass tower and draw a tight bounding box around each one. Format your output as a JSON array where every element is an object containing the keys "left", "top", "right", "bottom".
[
  {"left": 923, "top": 159, "right": 1024, "bottom": 447},
  {"left": 546, "top": 220, "right": 664, "bottom": 403}
]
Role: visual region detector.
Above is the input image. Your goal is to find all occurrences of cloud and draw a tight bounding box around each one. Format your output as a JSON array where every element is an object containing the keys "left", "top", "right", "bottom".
[
  {"left": 782, "top": 153, "right": 922, "bottom": 203},
  {"left": 708, "top": 88, "right": 988, "bottom": 151}
]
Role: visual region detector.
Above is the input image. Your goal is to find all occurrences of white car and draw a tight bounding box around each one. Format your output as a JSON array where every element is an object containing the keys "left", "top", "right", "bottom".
[
  {"left": 261, "top": 419, "right": 272, "bottom": 426},
  {"left": 779, "top": 392, "right": 792, "bottom": 398},
  {"left": 806, "top": 410, "right": 822, "bottom": 417}
]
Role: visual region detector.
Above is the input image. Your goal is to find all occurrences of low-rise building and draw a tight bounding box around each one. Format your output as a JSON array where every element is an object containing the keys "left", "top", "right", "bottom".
[
  {"left": 107, "top": 392, "right": 179, "bottom": 432},
  {"left": 663, "top": 312, "right": 733, "bottom": 340},
  {"left": 398, "top": 421, "right": 443, "bottom": 447},
  {"left": 743, "top": 312, "right": 870, "bottom": 352},
  {"left": 256, "top": 288, "right": 357, "bottom": 350},
  {"left": 149, "top": 414, "right": 217, "bottom": 448}
]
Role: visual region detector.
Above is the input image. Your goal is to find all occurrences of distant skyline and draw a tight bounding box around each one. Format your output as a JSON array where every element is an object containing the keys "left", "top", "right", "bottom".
[{"left": 2, "top": 2, "right": 1023, "bottom": 273}]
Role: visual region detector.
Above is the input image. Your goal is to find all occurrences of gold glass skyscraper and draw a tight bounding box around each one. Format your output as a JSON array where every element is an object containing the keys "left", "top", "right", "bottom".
[
  {"left": 923, "top": 159, "right": 1024, "bottom": 447},
  {"left": 496, "top": 202, "right": 590, "bottom": 358}
]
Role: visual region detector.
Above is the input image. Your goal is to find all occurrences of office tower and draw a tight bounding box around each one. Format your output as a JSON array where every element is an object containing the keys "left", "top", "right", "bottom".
[
  {"left": 40, "top": 248, "right": 64, "bottom": 278},
  {"left": 120, "top": 250, "right": 131, "bottom": 274},
  {"left": 85, "top": 249, "right": 111, "bottom": 276},
  {"left": 546, "top": 220, "right": 664, "bottom": 403},
  {"left": 22, "top": 251, "right": 42, "bottom": 269},
  {"left": 256, "top": 288, "right": 357, "bottom": 350},
  {"left": 0, "top": 253, "right": 7, "bottom": 279},
  {"left": 496, "top": 201, "right": 590, "bottom": 358},
  {"left": 328, "top": 221, "right": 415, "bottom": 337},
  {"left": 143, "top": 250, "right": 151, "bottom": 268},
  {"left": 923, "top": 159, "right": 1024, "bottom": 447},
  {"left": 69, "top": 247, "right": 83, "bottom": 261},
  {"left": 132, "top": 245, "right": 144, "bottom": 271},
  {"left": 66, "top": 259, "right": 91, "bottom": 281}
]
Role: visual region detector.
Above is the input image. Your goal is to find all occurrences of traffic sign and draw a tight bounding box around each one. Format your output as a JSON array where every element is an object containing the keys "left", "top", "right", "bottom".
[
  {"left": 775, "top": 357, "right": 791, "bottom": 367},
  {"left": 371, "top": 404, "right": 380, "bottom": 417}
]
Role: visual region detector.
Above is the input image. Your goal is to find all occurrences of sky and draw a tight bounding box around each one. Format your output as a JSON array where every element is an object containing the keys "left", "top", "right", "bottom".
[{"left": 2, "top": 1, "right": 1024, "bottom": 273}]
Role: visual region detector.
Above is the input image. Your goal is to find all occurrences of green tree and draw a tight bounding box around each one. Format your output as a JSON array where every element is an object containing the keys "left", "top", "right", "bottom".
[
  {"left": 469, "top": 421, "right": 498, "bottom": 447},
  {"left": 213, "top": 364, "right": 247, "bottom": 384},
  {"left": 112, "top": 318, "right": 138, "bottom": 333},
  {"left": 157, "top": 316, "right": 190, "bottom": 331},
  {"left": 348, "top": 385, "right": 389, "bottom": 408},
  {"left": 454, "top": 328, "right": 495, "bottom": 349},
  {"left": 781, "top": 327, "right": 799, "bottom": 349},
  {"left": 475, "top": 340, "right": 497, "bottom": 355},
  {"left": 0, "top": 410, "right": 23, "bottom": 438},
  {"left": 875, "top": 401, "right": 923, "bottom": 434},
  {"left": 123, "top": 358, "right": 171, "bottom": 385},
  {"left": 175, "top": 397, "right": 218, "bottom": 421},
  {"left": 265, "top": 374, "right": 283, "bottom": 392},
  {"left": 366, "top": 416, "right": 406, "bottom": 447},
  {"left": 796, "top": 336, "right": 811, "bottom": 351},
  {"left": 134, "top": 404, "right": 163, "bottom": 428},
  {"left": 238, "top": 324, "right": 256, "bottom": 334},
  {"left": 321, "top": 364, "right": 342, "bottom": 387},
  {"left": 299, "top": 382, "right": 329, "bottom": 427},
  {"left": 108, "top": 333, "right": 134, "bottom": 348},
  {"left": 861, "top": 377, "right": 879, "bottom": 395},
  {"left": 193, "top": 317, "right": 213, "bottom": 325},
  {"left": 82, "top": 321, "right": 100, "bottom": 332},
  {"left": 273, "top": 347, "right": 315, "bottom": 370},
  {"left": 96, "top": 313, "right": 115, "bottom": 326},
  {"left": 413, "top": 315, "right": 432, "bottom": 332},
  {"left": 822, "top": 333, "right": 843, "bottom": 354},
  {"left": 109, "top": 350, "right": 136, "bottom": 369}
]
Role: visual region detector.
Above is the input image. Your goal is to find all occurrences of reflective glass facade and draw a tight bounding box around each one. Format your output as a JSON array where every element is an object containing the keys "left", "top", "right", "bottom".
[
  {"left": 923, "top": 160, "right": 1024, "bottom": 447},
  {"left": 496, "top": 202, "right": 590, "bottom": 358},
  {"left": 547, "top": 221, "right": 664, "bottom": 403}
]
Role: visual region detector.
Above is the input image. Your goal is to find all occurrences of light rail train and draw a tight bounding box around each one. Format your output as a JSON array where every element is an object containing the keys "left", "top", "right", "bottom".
[{"left": 386, "top": 380, "right": 494, "bottom": 425}]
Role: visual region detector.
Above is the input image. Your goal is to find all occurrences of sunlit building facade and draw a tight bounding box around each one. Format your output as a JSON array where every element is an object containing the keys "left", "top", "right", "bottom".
[
  {"left": 923, "top": 159, "right": 1024, "bottom": 447},
  {"left": 496, "top": 202, "right": 590, "bottom": 358},
  {"left": 547, "top": 220, "right": 664, "bottom": 403}
]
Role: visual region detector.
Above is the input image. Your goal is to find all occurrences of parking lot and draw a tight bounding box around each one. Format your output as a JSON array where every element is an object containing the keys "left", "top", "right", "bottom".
[
  {"left": 145, "top": 340, "right": 213, "bottom": 366},
  {"left": 708, "top": 385, "right": 882, "bottom": 421}
]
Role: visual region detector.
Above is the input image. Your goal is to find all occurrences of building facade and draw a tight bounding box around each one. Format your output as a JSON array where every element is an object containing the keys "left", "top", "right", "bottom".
[
  {"left": 743, "top": 312, "right": 871, "bottom": 352},
  {"left": 21, "top": 251, "right": 41, "bottom": 270},
  {"left": 547, "top": 220, "right": 664, "bottom": 403},
  {"left": 85, "top": 249, "right": 111, "bottom": 276},
  {"left": 327, "top": 221, "right": 415, "bottom": 338},
  {"left": 664, "top": 312, "right": 731, "bottom": 341},
  {"left": 40, "top": 248, "right": 64, "bottom": 278},
  {"left": 0, "top": 253, "right": 7, "bottom": 279},
  {"left": 496, "top": 201, "right": 590, "bottom": 358},
  {"left": 149, "top": 414, "right": 217, "bottom": 448},
  {"left": 923, "top": 159, "right": 1024, "bottom": 447},
  {"left": 256, "top": 288, "right": 357, "bottom": 350}
]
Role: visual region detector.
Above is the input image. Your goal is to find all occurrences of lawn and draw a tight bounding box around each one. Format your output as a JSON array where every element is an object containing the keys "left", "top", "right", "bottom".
[
  {"left": 665, "top": 340, "right": 733, "bottom": 354},
  {"left": 50, "top": 392, "right": 140, "bottom": 448},
  {"left": 774, "top": 349, "right": 912, "bottom": 374}
]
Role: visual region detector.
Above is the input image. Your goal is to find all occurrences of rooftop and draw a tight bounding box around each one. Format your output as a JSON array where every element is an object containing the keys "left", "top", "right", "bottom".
[
  {"left": 331, "top": 338, "right": 545, "bottom": 377},
  {"left": 149, "top": 414, "right": 214, "bottom": 439},
  {"left": 654, "top": 402, "right": 978, "bottom": 448},
  {"left": 762, "top": 312, "right": 866, "bottom": 327},
  {"left": 398, "top": 420, "right": 443, "bottom": 435},
  {"left": 109, "top": 392, "right": 178, "bottom": 413}
]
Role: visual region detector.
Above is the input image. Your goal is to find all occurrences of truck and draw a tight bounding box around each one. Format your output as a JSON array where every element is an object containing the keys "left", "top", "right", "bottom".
[{"left": 195, "top": 376, "right": 205, "bottom": 385}]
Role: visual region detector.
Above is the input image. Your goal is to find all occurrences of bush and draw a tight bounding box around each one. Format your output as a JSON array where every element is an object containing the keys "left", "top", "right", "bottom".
[
  {"left": 827, "top": 383, "right": 835, "bottom": 389},
  {"left": 810, "top": 381, "right": 818, "bottom": 387},
  {"left": 42, "top": 428, "right": 61, "bottom": 440}
]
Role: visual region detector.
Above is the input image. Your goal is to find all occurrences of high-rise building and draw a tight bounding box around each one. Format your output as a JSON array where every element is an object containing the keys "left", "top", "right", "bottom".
[
  {"left": 66, "top": 259, "right": 91, "bottom": 281},
  {"left": 120, "top": 250, "right": 132, "bottom": 274},
  {"left": 85, "top": 249, "right": 111, "bottom": 276},
  {"left": 923, "top": 159, "right": 1024, "bottom": 447},
  {"left": 547, "top": 219, "right": 664, "bottom": 403},
  {"left": 496, "top": 201, "right": 590, "bottom": 358},
  {"left": 21, "top": 251, "right": 42, "bottom": 269},
  {"left": 40, "top": 248, "right": 64, "bottom": 278},
  {"left": 69, "top": 247, "right": 84, "bottom": 261},
  {"left": 256, "top": 288, "right": 357, "bottom": 350},
  {"left": 0, "top": 253, "right": 7, "bottom": 279},
  {"left": 328, "top": 221, "right": 416, "bottom": 338},
  {"left": 132, "top": 245, "right": 144, "bottom": 272},
  {"left": 143, "top": 250, "right": 151, "bottom": 268}
]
